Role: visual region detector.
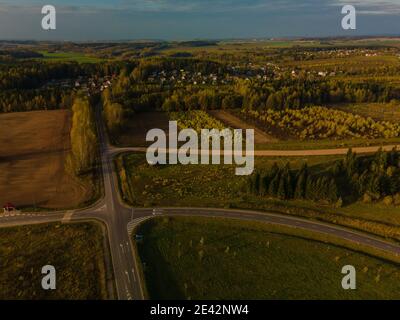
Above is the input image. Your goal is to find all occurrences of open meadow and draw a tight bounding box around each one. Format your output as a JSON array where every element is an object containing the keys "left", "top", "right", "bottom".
[
  {"left": 135, "top": 216, "right": 400, "bottom": 300},
  {"left": 38, "top": 51, "right": 104, "bottom": 63},
  {"left": 0, "top": 222, "right": 110, "bottom": 300}
]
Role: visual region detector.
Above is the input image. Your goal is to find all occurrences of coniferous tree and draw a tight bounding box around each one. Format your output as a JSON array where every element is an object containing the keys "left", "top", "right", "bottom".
[
  {"left": 277, "top": 175, "right": 287, "bottom": 200},
  {"left": 294, "top": 163, "right": 308, "bottom": 199},
  {"left": 268, "top": 172, "right": 281, "bottom": 197},
  {"left": 259, "top": 174, "right": 268, "bottom": 196}
]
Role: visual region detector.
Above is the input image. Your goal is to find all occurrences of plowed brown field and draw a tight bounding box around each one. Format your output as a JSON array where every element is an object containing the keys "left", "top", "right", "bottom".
[{"left": 0, "top": 110, "right": 92, "bottom": 209}]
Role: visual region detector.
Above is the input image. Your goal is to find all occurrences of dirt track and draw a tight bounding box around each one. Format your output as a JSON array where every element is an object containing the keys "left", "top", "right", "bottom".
[
  {"left": 0, "top": 110, "right": 91, "bottom": 209},
  {"left": 209, "top": 110, "right": 277, "bottom": 144}
]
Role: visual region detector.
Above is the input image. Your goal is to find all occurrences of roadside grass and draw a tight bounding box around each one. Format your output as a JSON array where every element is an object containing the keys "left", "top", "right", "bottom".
[
  {"left": 116, "top": 153, "right": 400, "bottom": 241},
  {"left": 134, "top": 216, "right": 400, "bottom": 300},
  {"left": 0, "top": 222, "right": 109, "bottom": 300},
  {"left": 38, "top": 51, "right": 104, "bottom": 63}
]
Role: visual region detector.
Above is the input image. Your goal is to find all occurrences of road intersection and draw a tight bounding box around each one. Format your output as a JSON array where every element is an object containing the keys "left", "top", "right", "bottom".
[{"left": 1, "top": 105, "right": 400, "bottom": 300}]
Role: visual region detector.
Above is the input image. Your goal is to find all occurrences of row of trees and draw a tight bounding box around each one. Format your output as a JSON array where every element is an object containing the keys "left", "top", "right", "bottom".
[
  {"left": 333, "top": 148, "right": 400, "bottom": 203},
  {"left": 238, "top": 78, "right": 400, "bottom": 111},
  {"left": 243, "top": 106, "right": 400, "bottom": 140},
  {"left": 248, "top": 163, "right": 339, "bottom": 204},
  {"left": 102, "top": 88, "right": 125, "bottom": 135},
  {"left": 121, "top": 75, "right": 400, "bottom": 115},
  {"left": 155, "top": 79, "right": 399, "bottom": 114},
  {"left": 169, "top": 110, "right": 226, "bottom": 132},
  {"left": 66, "top": 95, "right": 98, "bottom": 176},
  {"left": 248, "top": 149, "right": 400, "bottom": 206},
  {"left": 161, "top": 87, "right": 242, "bottom": 112}
]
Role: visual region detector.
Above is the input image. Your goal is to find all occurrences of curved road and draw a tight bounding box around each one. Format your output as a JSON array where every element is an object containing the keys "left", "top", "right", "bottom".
[{"left": 1, "top": 105, "right": 400, "bottom": 300}]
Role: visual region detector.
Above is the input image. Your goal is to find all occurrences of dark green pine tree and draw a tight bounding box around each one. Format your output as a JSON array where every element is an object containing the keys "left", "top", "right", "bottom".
[
  {"left": 327, "top": 178, "right": 338, "bottom": 203},
  {"left": 282, "top": 163, "right": 293, "bottom": 199},
  {"left": 286, "top": 173, "right": 294, "bottom": 199},
  {"left": 294, "top": 163, "right": 308, "bottom": 199},
  {"left": 345, "top": 148, "right": 357, "bottom": 177},
  {"left": 388, "top": 147, "right": 398, "bottom": 167},
  {"left": 259, "top": 174, "right": 269, "bottom": 196},
  {"left": 305, "top": 177, "right": 316, "bottom": 200},
  {"left": 277, "top": 175, "right": 287, "bottom": 200},
  {"left": 270, "top": 162, "right": 279, "bottom": 176},
  {"left": 368, "top": 175, "right": 381, "bottom": 198},
  {"left": 254, "top": 172, "right": 261, "bottom": 195},
  {"left": 268, "top": 173, "right": 280, "bottom": 197}
]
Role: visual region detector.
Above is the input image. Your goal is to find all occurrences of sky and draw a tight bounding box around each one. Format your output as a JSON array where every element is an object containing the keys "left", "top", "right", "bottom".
[{"left": 1, "top": 0, "right": 400, "bottom": 41}]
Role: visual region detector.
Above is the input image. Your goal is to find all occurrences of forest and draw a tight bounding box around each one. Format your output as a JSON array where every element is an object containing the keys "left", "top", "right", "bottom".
[
  {"left": 0, "top": 60, "right": 122, "bottom": 113},
  {"left": 106, "top": 56, "right": 400, "bottom": 113},
  {"left": 248, "top": 148, "right": 400, "bottom": 206},
  {"left": 5, "top": 44, "right": 400, "bottom": 145}
]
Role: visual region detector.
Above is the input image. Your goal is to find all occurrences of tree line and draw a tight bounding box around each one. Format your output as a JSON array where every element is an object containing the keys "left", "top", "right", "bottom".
[
  {"left": 65, "top": 95, "right": 98, "bottom": 176},
  {"left": 122, "top": 55, "right": 400, "bottom": 111},
  {"left": 248, "top": 162, "right": 340, "bottom": 205},
  {"left": 102, "top": 88, "right": 125, "bottom": 136},
  {"left": 0, "top": 60, "right": 123, "bottom": 114},
  {"left": 0, "top": 88, "right": 75, "bottom": 113},
  {"left": 0, "top": 61, "right": 120, "bottom": 90},
  {"left": 248, "top": 148, "right": 400, "bottom": 206}
]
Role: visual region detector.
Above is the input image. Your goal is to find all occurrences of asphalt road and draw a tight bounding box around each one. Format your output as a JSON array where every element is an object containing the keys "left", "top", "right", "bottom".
[{"left": 1, "top": 105, "right": 400, "bottom": 300}]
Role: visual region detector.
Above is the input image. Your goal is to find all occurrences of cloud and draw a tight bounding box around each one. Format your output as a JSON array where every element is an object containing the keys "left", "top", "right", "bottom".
[
  {"left": 116, "top": 0, "right": 325, "bottom": 13},
  {"left": 2, "top": 0, "right": 400, "bottom": 15},
  {"left": 0, "top": 0, "right": 333, "bottom": 14},
  {"left": 334, "top": 0, "right": 400, "bottom": 15}
]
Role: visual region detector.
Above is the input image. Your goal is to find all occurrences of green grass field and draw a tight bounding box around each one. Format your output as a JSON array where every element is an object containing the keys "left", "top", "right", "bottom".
[
  {"left": 135, "top": 216, "right": 400, "bottom": 300},
  {"left": 0, "top": 222, "right": 109, "bottom": 300},
  {"left": 38, "top": 51, "right": 104, "bottom": 63}
]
